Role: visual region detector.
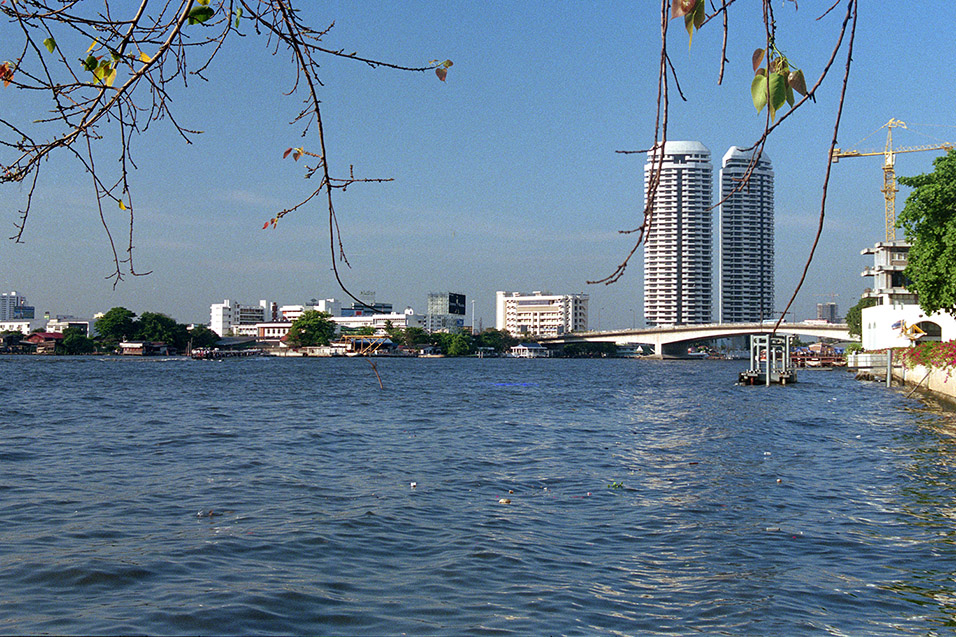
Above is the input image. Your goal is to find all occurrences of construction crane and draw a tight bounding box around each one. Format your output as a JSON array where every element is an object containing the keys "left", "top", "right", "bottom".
[{"left": 831, "top": 118, "right": 953, "bottom": 241}]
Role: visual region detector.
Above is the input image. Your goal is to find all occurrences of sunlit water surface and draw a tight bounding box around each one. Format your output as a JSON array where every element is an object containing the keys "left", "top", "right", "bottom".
[{"left": 2, "top": 356, "right": 956, "bottom": 635}]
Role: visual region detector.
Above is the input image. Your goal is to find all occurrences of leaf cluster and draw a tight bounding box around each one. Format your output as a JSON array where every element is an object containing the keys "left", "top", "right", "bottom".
[
  {"left": 750, "top": 47, "right": 807, "bottom": 122},
  {"left": 670, "top": 0, "right": 705, "bottom": 46}
]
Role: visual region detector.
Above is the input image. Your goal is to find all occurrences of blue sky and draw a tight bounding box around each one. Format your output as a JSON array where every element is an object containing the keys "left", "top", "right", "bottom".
[{"left": 2, "top": 2, "right": 954, "bottom": 329}]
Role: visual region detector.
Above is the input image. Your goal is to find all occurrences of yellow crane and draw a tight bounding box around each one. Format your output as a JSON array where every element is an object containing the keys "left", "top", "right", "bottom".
[{"left": 831, "top": 118, "right": 953, "bottom": 241}]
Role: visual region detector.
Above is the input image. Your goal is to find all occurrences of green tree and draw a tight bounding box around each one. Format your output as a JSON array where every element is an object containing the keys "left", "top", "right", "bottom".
[
  {"left": 446, "top": 332, "right": 473, "bottom": 357},
  {"left": 897, "top": 149, "right": 956, "bottom": 316},
  {"left": 135, "top": 312, "right": 189, "bottom": 350},
  {"left": 844, "top": 296, "right": 877, "bottom": 338},
  {"left": 61, "top": 327, "right": 95, "bottom": 355},
  {"left": 188, "top": 325, "right": 221, "bottom": 349},
  {"left": 95, "top": 307, "right": 137, "bottom": 342},
  {"left": 287, "top": 310, "right": 336, "bottom": 347},
  {"left": 475, "top": 328, "right": 517, "bottom": 353}
]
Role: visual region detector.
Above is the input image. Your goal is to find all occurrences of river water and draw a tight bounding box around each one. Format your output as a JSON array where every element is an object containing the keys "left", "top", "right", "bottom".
[{"left": 2, "top": 356, "right": 956, "bottom": 635}]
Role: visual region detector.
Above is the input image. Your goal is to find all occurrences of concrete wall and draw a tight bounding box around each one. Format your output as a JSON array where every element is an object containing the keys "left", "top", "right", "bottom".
[{"left": 896, "top": 364, "right": 956, "bottom": 402}]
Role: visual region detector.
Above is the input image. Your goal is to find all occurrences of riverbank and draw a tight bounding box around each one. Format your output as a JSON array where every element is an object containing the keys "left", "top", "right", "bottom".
[{"left": 894, "top": 364, "right": 956, "bottom": 405}]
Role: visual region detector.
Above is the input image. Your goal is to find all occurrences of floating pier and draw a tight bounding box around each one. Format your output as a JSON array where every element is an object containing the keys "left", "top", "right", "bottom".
[{"left": 738, "top": 334, "right": 797, "bottom": 386}]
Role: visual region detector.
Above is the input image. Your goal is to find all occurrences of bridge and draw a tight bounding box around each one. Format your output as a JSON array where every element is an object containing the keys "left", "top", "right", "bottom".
[{"left": 539, "top": 322, "right": 853, "bottom": 358}]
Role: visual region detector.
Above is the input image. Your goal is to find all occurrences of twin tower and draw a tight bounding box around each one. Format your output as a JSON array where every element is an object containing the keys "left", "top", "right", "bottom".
[{"left": 643, "top": 141, "right": 774, "bottom": 326}]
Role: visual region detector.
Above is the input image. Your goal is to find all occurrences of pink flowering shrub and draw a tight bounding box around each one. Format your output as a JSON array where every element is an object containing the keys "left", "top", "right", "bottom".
[{"left": 897, "top": 341, "right": 956, "bottom": 376}]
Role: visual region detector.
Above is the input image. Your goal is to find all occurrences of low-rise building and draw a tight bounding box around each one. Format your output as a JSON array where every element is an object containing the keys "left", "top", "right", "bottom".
[
  {"left": 46, "top": 317, "right": 93, "bottom": 336},
  {"left": 210, "top": 299, "right": 277, "bottom": 336},
  {"left": 25, "top": 331, "right": 64, "bottom": 354},
  {"left": 0, "top": 321, "right": 34, "bottom": 335},
  {"left": 495, "top": 291, "right": 588, "bottom": 337},
  {"left": 509, "top": 342, "right": 551, "bottom": 358}
]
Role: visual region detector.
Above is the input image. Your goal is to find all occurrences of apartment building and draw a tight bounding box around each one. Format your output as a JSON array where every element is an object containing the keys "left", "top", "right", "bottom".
[
  {"left": 718, "top": 146, "right": 775, "bottom": 323},
  {"left": 643, "top": 141, "right": 713, "bottom": 325},
  {"left": 495, "top": 291, "right": 588, "bottom": 336}
]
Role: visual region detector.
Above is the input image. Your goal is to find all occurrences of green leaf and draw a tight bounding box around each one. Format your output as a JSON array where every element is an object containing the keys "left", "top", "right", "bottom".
[
  {"left": 82, "top": 55, "right": 98, "bottom": 72},
  {"left": 187, "top": 6, "right": 215, "bottom": 25},
  {"left": 751, "top": 70, "right": 768, "bottom": 113},
  {"left": 768, "top": 71, "right": 788, "bottom": 118},
  {"left": 234, "top": 7, "right": 243, "bottom": 28},
  {"left": 683, "top": 0, "right": 704, "bottom": 47},
  {"left": 43, "top": 37, "right": 56, "bottom": 53},
  {"left": 786, "top": 81, "right": 795, "bottom": 107}
]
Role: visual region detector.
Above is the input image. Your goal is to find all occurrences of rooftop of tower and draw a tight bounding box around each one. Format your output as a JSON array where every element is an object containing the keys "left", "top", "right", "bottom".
[
  {"left": 722, "top": 145, "right": 772, "bottom": 166},
  {"left": 648, "top": 140, "right": 711, "bottom": 156}
]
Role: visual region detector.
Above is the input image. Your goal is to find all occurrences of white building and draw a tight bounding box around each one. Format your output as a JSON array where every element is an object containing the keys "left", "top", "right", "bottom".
[
  {"left": 860, "top": 241, "right": 956, "bottom": 349},
  {"left": 495, "top": 291, "right": 588, "bottom": 337},
  {"left": 46, "top": 317, "right": 93, "bottom": 336},
  {"left": 279, "top": 299, "right": 342, "bottom": 322},
  {"left": 332, "top": 308, "right": 423, "bottom": 332},
  {"left": 210, "top": 299, "right": 277, "bottom": 336},
  {"left": 252, "top": 308, "right": 422, "bottom": 345},
  {"left": 719, "top": 146, "right": 774, "bottom": 323},
  {"left": 643, "top": 141, "right": 713, "bottom": 326},
  {"left": 0, "top": 321, "right": 33, "bottom": 335}
]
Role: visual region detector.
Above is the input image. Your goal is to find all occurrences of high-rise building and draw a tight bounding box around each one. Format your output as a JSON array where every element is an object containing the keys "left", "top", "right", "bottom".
[
  {"left": 0, "top": 291, "right": 35, "bottom": 321},
  {"left": 816, "top": 302, "right": 839, "bottom": 323},
  {"left": 719, "top": 146, "right": 775, "bottom": 323},
  {"left": 425, "top": 292, "right": 466, "bottom": 333},
  {"left": 643, "top": 141, "right": 713, "bottom": 326},
  {"left": 495, "top": 291, "right": 588, "bottom": 336}
]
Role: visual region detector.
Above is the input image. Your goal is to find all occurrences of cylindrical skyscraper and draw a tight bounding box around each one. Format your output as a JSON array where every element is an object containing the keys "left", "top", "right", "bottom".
[
  {"left": 643, "top": 141, "right": 713, "bottom": 326},
  {"left": 718, "top": 146, "right": 774, "bottom": 323}
]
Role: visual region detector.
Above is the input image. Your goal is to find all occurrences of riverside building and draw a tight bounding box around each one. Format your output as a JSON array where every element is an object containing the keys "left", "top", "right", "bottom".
[
  {"left": 210, "top": 299, "right": 278, "bottom": 337},
  {"left": 643, "top": 141, "right": 713, "bottom": 326},
  {"left": 495, "top": 291, "right": 588, "bottom": 337},
  {"left": 425, "top": 292, "right": 467, "bottom": 333},
  {"left": 718, "top": 146, "right": 775, "bottom": 323}
]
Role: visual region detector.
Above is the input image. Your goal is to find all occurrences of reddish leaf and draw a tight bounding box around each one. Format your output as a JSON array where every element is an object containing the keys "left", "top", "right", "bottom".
[
  {"left": 752, "top": 49, "right": 765, "bottom": 73},
  {"left": 283, "top": 148, "right": 293, "bottom": 159},
  {"left": 436, "top": 67, "right": 447, "bottom": 82},
  {"left": 788, "top": 69, "right": 808, "bottom": 96},
  {"left": 262, "top": 221, "right": 269, "bottom": 230},
  {"left": 671, "top": 0, "right": 696, "bottom": 19}
]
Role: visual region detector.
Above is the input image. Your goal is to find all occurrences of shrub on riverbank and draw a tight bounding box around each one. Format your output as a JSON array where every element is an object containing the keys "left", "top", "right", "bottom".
[{"left": 897, "top": 341, "right": 956, "bottom": 375}]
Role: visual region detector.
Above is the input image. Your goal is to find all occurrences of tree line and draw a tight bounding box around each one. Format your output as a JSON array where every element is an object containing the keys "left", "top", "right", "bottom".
[
  {"left": 0, "top": 307, "right": 221, "bottom": 355},
  {"left": 283, "top": 310, "right": 617, "bottom": 357}
]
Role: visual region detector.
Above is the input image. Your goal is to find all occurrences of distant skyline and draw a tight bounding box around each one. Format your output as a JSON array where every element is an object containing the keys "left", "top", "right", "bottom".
[{"left": 2, "top": 3, "right": 954, "bottom": 328}]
